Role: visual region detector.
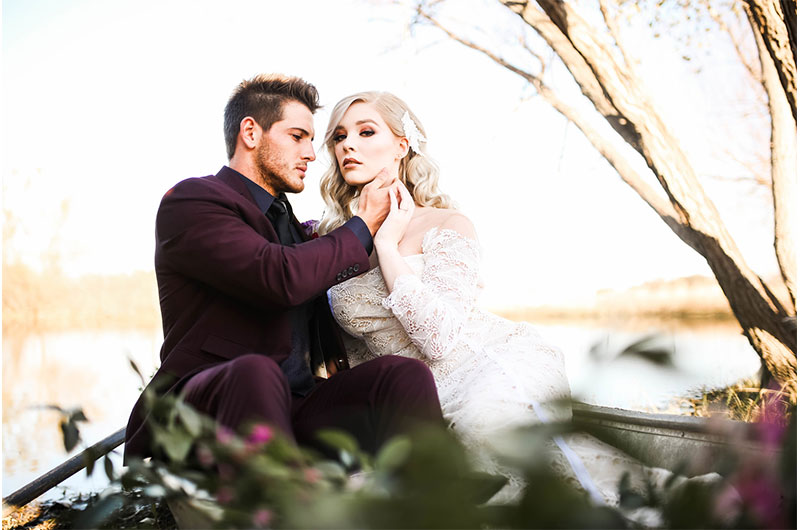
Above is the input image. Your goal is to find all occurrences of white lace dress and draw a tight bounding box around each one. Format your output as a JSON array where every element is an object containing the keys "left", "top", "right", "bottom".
[{"left": 329, "top": 227, "right": 681, "bottom": 507}]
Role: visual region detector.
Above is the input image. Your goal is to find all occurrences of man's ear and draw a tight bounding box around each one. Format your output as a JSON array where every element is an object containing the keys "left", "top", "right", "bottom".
[
  {"left": 240, "top": 117, "right": 262, "bottom": 150},
  {"left": 396, "top": 137, "right": 410, "bottom": 160}
]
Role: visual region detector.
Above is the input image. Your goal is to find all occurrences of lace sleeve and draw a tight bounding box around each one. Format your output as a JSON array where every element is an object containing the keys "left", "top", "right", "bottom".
[{"left": 382, "top": 228, "right": 481, "bottom": 361}]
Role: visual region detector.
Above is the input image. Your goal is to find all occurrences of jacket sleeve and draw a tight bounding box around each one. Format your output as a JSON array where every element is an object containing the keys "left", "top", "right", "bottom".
[
  {"left": 381, "top": 228, "right": 481, "bottom": 361},
  {"left": 156, "top": 178, "right": 370, "bottom": 309}
]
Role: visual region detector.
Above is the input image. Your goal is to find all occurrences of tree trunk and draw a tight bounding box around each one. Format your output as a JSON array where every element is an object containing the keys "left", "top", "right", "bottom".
[
  {"left": 744, "top": 0, "right": 797, "bottom": 120},
  {"left": 500, "top": 0, "right": 797, "bottom": 395},
  {"left": 746, "top": 0, "right": 798, "bottom": 309}
]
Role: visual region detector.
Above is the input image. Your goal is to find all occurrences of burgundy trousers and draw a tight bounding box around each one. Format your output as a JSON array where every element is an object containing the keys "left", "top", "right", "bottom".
[{"left": 180, "top": 354, "right": 444, "bottom": 454}]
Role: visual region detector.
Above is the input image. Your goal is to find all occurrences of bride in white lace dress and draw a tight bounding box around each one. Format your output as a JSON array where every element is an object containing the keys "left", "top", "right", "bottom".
[{"left": 316, "top": 91, "right": 708, "bottom": 509}]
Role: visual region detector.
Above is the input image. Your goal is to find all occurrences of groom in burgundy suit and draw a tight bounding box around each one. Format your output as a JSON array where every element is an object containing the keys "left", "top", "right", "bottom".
[{"left": 124, "top": 74, "right": 443, "bottom": 461}]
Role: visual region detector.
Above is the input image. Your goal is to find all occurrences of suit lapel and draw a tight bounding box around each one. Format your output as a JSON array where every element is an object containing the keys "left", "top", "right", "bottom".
[
  {"left": 214, "top": 167, "right": 279, "bottom": 240},
  {"left": 216, "top": 166, "right": 257, "bottom": 204}
]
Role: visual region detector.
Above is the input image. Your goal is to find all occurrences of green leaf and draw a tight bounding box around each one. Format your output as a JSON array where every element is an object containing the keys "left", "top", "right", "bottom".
[
  {"left": 85, "top": 453, "right": 96, "bottom": 476},
  {"left": 129, "top": 357, "right": 146, "bottom": 386},
  {"left": 74, "top": 495, "right": 125, "bottom": 529},
  {"left": 176, "top": 400, "right": 203, "bottom": 437},
  {"left": 313, "top": 461, "right": 348, "bottom": 482},
  {"left": 60, "top": 420, "right": 80, "bottom": 452},
  {"left": 83, "top": 447, "right": 101, "bottom": 476},
  {"left": 316, "top": 429, "right": 359, "bottom": 455},
  {"left": 69, "top": 408, "right": 89, "bottom": 423},
  {"left": 339, "top": 450, "right": 355, "bottom": 469},
  {"left": 153, "top": 426, "right": 194, "bottom": 462},
  {"left": 104, "top": 455, "right": 115, "bottom": 481},
  {"left": 375, "top": 436, "right": 411, "bottom": 472}
]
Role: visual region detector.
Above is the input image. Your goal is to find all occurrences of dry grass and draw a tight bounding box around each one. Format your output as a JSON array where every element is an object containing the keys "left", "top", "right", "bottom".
[
  {"left": 683, "top": 376, "right": 795, "bottom": 422},
  {"left": 2, "top": 262, "right": 161, "bottom": 336}
]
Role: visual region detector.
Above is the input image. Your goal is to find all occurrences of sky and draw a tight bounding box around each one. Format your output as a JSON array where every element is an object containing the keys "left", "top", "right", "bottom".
[{"left": 2, "top": 0, "right": 779, "bottom": 308}]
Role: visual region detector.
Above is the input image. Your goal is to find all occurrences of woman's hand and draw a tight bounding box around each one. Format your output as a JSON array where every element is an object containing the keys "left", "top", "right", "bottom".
[
  {"left": 357, "top": 168, "right": 396, "bottom": 236},
  {"left": 374, "top": 181, "right": 415, "bottom": 251}
]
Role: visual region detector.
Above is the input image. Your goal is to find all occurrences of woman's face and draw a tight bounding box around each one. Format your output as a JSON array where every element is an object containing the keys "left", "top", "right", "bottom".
[{"left": 332, "top": 101, "right": 407, "bottom": 187}]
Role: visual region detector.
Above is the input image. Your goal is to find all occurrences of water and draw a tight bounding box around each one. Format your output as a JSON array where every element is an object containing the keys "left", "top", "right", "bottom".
[
  {"left": 537, "top": 322, "right": 761, "bottom": 409},
  {"left": 2, "top": 323, "right": 760, "bottom": 502},
  {"left": 2, "top": 329, "right": 162, "bottom": 502}
]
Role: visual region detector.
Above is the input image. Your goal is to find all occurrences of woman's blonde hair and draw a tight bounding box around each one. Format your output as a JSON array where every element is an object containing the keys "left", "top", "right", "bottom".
[{"left": 318, "top": 91, "right": 453, "bottom": 235}]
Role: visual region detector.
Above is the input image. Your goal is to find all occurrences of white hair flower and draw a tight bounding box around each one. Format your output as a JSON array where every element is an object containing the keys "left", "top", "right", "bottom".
[{"left": 401, "top": 111, "right": 426, "bottom": 155}]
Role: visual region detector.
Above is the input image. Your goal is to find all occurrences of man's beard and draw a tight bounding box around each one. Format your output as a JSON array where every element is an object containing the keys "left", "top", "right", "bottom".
[{"left": 255, "top": 141, "right": 301, "bottom": 194}]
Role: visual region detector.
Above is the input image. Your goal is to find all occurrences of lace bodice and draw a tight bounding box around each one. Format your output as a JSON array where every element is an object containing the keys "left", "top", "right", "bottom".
[
  {"left": 330, "top": 228, "right": 481, "bottom": 363},
  {"left": 329, "top": 227, "right": 570, "bottom": 415}
]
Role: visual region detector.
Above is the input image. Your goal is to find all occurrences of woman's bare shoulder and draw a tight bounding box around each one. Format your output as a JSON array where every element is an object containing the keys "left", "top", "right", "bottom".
[{"left": 436, "top": 209, "right": 477, "bottom": 240}]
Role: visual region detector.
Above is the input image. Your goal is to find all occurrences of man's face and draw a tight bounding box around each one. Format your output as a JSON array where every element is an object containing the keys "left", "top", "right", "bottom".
[{"left": 255, "top": 100, "right": 316, "bottom": 195}]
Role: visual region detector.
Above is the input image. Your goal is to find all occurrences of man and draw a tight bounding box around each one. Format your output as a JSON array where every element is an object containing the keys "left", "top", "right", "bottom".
[{"left": 124, "top": 74, "right": 443, "bottom": 461}]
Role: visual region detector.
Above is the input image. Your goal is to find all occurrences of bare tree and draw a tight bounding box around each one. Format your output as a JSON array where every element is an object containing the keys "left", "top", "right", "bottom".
[
  {"left": 744, "top": 0, "right": 797, "bottom": 119},
  {"left": 413, "top": 0, "right": 797, "bottom": 396},
  {"left": 741, "top": 0, "right": 798, "bottom": 321}
]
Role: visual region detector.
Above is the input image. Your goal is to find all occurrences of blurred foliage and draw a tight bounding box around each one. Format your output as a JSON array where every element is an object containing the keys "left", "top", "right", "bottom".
[
  {"left": 589, "top": 333, "right": 677, "bottom": 367},
  {"left": 30, "top": 377, "right": 794, "bottom": 530},
  {"left": 35, "top": 405, "right": 89, "bottom": 453}
]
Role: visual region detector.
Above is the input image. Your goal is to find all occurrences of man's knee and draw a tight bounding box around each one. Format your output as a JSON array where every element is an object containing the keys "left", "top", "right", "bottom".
[
  {"left": 373, "top": 356, "right": 434, "bottom": 379},
  {"left": 224, "top": 354, "right": 287, "bottom": 393},
  {"left": 367, "top": 356, "right": 438, "bottom": 397},
  {"left": 191, "top": 354, "right": 293, "bottom": 437}
]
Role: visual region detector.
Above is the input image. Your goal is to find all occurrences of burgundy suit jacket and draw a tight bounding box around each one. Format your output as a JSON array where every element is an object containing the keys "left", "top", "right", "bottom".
[{"left": 124, "top": 166, "right": 370, "bottom": 459}]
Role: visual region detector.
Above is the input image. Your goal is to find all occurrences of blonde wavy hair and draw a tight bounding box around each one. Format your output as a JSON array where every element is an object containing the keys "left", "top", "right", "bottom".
[{"left": 318, "top": 91, "right": 453, "bottom": 235}]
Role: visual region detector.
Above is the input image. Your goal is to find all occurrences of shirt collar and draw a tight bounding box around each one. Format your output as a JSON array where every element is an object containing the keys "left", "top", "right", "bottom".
[{"left": 231, "top": 169, "right": 276, "bottom": 214}]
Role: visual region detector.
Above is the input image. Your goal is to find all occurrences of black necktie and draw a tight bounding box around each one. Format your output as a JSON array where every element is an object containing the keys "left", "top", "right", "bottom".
[
  {"left": 266, "top": 195, "right": 315, "bottom": 395},
  {"left": 267, "top": 196, "right": 295, "bottom": 245}
]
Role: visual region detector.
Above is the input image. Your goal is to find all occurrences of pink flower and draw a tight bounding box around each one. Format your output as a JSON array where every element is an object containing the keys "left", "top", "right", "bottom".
[
  {"left": 725, "top": 465, "right": 788, "bottom": 529},
  {"left": 216, "top": 486, "right": 234, "bottom": 505},
  {"left": 216, "top": 425, "right": 235, "bottom": 445},
  {"left": 738, "top": 475, "right": 785, "bottom": 528},
  {"left": 252, "top": 508, "right": 273, "bottom": 528},
  {"left": 712, "top": 482, "right": 743, "bottom": 524},
  {"left": 756, "top": 418, "right": 785, "bottom": 449},
  {"left": 304, "top": 468, "right": 321, "bottom": 484},
  {"left": 247, "top": 424, "right": 274, "bottom": 445},
  {"left": 195, "top": 445, "right": 215, "bottom": 468},
  {"left": 754, "top": 399, "right": 787, "bottom": 450}
]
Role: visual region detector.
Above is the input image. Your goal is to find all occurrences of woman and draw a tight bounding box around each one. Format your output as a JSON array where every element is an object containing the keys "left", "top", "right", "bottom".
[{"left": 319, "top": 91, "right": 711, "bottom": 510}]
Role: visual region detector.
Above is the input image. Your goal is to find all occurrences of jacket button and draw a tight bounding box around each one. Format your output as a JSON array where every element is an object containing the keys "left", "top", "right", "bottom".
[
  {"left": 353, "top": 264, "right": 360, "bottom": 272},
  {"left": 347, "top": 266, "right": 354, "bottom": 274},
  {"left": 336, "top": 273, "right": 342, "bottom": 281}
]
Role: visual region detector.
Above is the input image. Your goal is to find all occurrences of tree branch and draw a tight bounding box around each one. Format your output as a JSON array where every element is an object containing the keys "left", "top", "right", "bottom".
[
  {"left": 416, "top": 5, "right": 698, "bottom": 253},
  {"left": 744, "top": 0, "right": 797, "bottom": 120},
  {"left": 598, "top": 0, "right": 638, "bottom": 75}
]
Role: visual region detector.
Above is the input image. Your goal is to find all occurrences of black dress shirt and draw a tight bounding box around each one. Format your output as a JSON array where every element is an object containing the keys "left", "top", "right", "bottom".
[{"left": 234, "top": 170, "right": 372, "bottom": 394}]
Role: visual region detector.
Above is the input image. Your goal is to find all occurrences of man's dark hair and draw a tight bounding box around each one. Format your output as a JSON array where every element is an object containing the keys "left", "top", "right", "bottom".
[{"left": 224, "top": 74, "right": 321, "bottom": 160}]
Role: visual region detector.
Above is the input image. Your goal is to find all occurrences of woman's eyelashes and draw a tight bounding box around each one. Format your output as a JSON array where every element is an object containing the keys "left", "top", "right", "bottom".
[{"left": 332, "top": 128, "right": 376, "bottom": 144}]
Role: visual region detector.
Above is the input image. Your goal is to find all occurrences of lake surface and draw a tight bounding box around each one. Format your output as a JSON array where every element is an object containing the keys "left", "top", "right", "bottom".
[{"left": 2, "top": 322, "right": 760, "bottom": 501}]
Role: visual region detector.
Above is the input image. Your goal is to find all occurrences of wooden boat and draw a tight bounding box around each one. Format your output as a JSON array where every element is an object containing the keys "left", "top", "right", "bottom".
[
  {"left": 2, "top": 403, "right": 779, "bottom": 526},
  {"left": 571, "top": 402, "right": 776, "bottom": 475}
]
